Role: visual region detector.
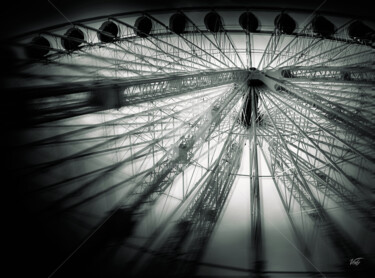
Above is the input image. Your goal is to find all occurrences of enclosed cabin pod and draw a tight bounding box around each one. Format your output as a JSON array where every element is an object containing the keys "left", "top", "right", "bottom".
[
  {"left": 348, "top": 20, "right": 374, "bottom": 42},
  {"left": 25, "top": 36, "right": 50, "bottom": 59},
  {"left": 274, "top": 84, "right": 288, "bottom": 93},
  {"left": 274, "top": 84, "right": 295, "bottom": 102},
  {"left": 204, "top": 208, "right": 217, "bottom": 222},
  {"left": 173, "top": 137, "right": 193, "bottom": 162},
  {"left": 239, "top": 11, "right": 259, "bottom": 32},
  {"left": 311, "top": 15, "right": 335, "bottom": 37},
  {"left": 178, "top": 142, "right": 189, "bottom": 162},
  {"left": 275, "top": 84, "right": 320, "bottom": 108},
  {"left": 274, "top": 13, "right": 296, "bottom": 35},
  {"left": 169, "top": 13, "right": 186, "bottom": 35},
  {"left": 204, "top": 12, "right": 223, "bottom": 33},
  {"left": 134, "top": 16, "right": 153, "bottom": 37},
  {"left": 97, "top": 21, "right": 119, "bottom": 43},
  {"left": 61, "top": 27, "right": 85, "bottom": 51},
  {"left": 210, "top": 104, "right": 220, "bottom": 119}
]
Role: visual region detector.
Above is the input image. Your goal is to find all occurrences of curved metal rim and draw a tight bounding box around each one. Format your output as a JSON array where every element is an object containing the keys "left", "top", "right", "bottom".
[{"left": 9, "top": 6, "right": 375, "bottom": 41}]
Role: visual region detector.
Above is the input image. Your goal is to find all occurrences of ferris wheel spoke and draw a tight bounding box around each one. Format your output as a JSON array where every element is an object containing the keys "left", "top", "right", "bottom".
[
  {"left": 284, "top": 137, "right": 371, "bottom": 196},
  {"left": 266, "top": 78, "right": 375, "bottom": 143},
  {"left": 290, "top": 42, "right": 372, "bottom": 67},
  {"left": 245, "top": 32, "right": 252, "bottom": 69},
  {"left": 110, "top": 42, "right": 204, "bottom": 72},
  {"left": 17, "top": 90, "right": 228, "bottom": 180},
  {"left": 264, "top": 17, "right": 364, "bottom": 69},
  {"left": 110, "top": 17, "right": 223, "bottom": 71},
  {"left": 132, "top": 125, "right": 245, "bottom": 277},
  {"left": 17, "top": 54, "right": 153, "bottom": 80},
  {"left": 143, "top": 12, "right": 231, "bottom": 70},
  {"left": 261, "top": 91, "right": 374, "bottom": 194},
  {"left": 261, "top": 119, "right": 374, "bottom": 205},
  {"left": 263, "top": 87, "right": 375, "bottom": 162},
  {"left": 46, "top": 84, "right": 244, "bottom": 276},
  {"left": 219, "top": 28, "right": 246, "bottom": 69},
  {"left": 69, "top": 49, "right": 164, "bottom": 76},
  {"left": 276, "top": 65, "right": 375, "bottom": 84},
  {"left": 126, "top": 126, "right": 233, "bottom": 257},
  {"left": 75, "top": 22, "right": 200, "bottom": 74},
  {"left": 260, "top": 92, "right": 326, "bottom": 227},
  {"left": 257, "top": 29, "right": 283, "bottom": 70},
  {"left": 277, "top": 87, "right": 375, "bottom": 124},
  {"left": 14, "top": 88, "right": 223, "bottom": 149},
  {"left": 271, "top": 142, "right": 375, "bottom": 236},
  {"left": 298, "top": 83, "right": 375, "bottom": 99},
  {"left": 260, "top": 122, "right": 375, "bottom": 228},
  {"left": 266, "top": 143, "right": 366, "bottom": 265},
  {"left": 180, "top": 11, "right": 238, "bottom": 69},
  {"left": 259, "top": 143, "right": 366, "bottom": 268},
  {"left": 261, "top": 32, "right": 304, "bottom": 69},
  {"left": 24, "top": 138, "right": 170, "bottom": 196},
  {"left": 66, "top": 81, "right": 241, "bottom": 218},
  {"left": 35, "top": 134, "right": 175, "bottom": 215},
  {"left": 263, "top": 24, "right": 324, "bottom": 69},
  {"left": 115, "top": 39, "right": 209, "bottom": 73},
  {"left": 122, "top": 82, "right": 245, "bottom": 215},
  {"left": 7, "top": 69, "right": 247, "bottom": 126},
  {"left": 259, "top": 139, "right": 322, "bottom": 259},
  {"left": 273, "top": 38, "right": 351, "bottom": 68},
  {"left": 286, "top": 134, "right": 373, "bottom": 175},
  {"left": 213, "top": 19, "right": 246, "bottom": 69},
  {"left": 258, "top": 141, "right": 328, "bottom": 273},
  {"left": 320, "top": 50, "right": 375, "bottom": 68},
  {"left": 291, "top": 42, "right": 352, "bottom": 67},
  {"left": 112, "top": 17, "right": 209, "bottom": 70},
  {"left": 282, "top": 150, "right": 375, "bottom": 231},
  {"left": 262, "top": 89, "right": 368, "bottom": 211},
  {"left": 121, "top": 159, "right": 218, "bottom": 273},
  {"left": 245, "top": 86, "right": 265, "bottom": 273},
  {"left": 269, "top": 38, "right": 323, "bottom": 69}
]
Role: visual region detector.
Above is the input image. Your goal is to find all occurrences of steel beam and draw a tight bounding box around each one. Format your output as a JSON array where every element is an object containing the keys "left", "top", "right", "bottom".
[
  {"left": 46, "top": 82, "right": 246, "bottom": 277},
  {"left": 7, "top": 69, "right": 248, "bottom": 126},
  {"left": 271, "top": 66, "right": 375, "bottom": 84},
  {"left": 133, "top": 125, "right": 245, "bottom": 277},
  {"left": 249, "top": 86, "right": 264, "bottom": 275}
]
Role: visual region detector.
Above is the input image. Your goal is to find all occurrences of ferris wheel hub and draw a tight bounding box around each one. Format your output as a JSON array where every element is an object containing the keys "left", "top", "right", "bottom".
[{"left": 247, "top": 68, "right": 265, "bottom": 87}]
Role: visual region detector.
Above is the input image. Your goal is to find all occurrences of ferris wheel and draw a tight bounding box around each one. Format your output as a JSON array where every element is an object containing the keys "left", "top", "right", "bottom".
[{"left": 5, "top": 5, "right": 375, "bottom": 278}]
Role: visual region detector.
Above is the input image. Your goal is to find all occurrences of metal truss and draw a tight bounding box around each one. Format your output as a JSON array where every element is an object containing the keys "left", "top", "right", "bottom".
[
  {"left": 132, "top": 124, "right": 245, "bottom": 278},
  {"left": 6, "top": 69, "right": 247, "bottom": 125},
  {"left": 276, "top": 66, "right": 375, "bottom": 84}
]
